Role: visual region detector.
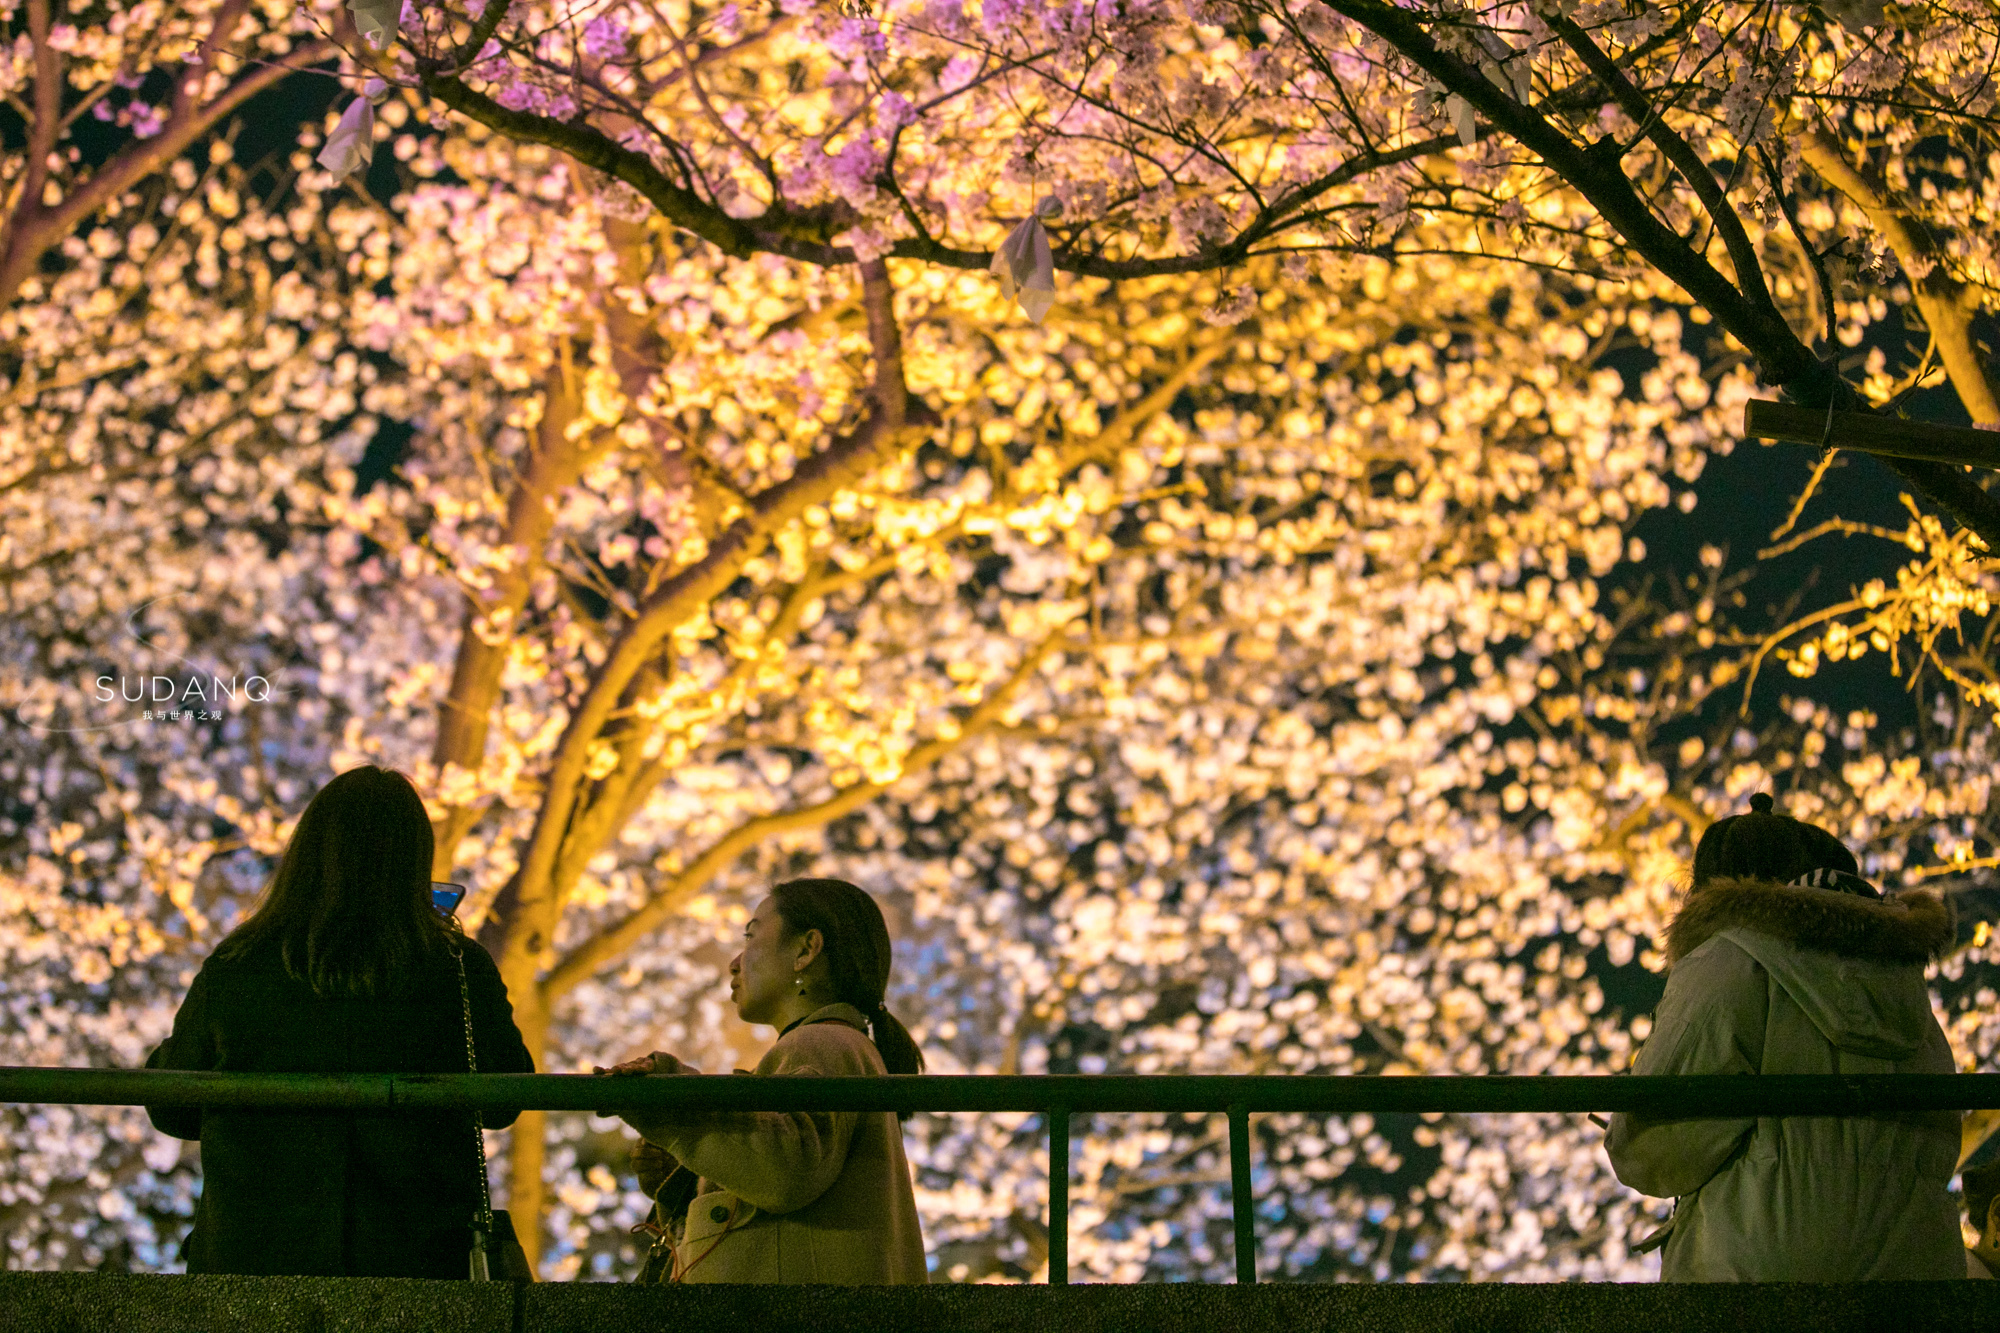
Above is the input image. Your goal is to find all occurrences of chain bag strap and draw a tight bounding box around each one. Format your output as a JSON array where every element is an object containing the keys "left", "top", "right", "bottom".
[{"left": 448, "top": 939, "right": 498, "bottom": 1281}]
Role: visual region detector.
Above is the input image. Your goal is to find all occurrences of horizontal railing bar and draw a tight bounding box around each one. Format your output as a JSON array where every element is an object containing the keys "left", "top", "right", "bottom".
[{"left": 0, "top": 1069, "right": 1996, "bottom": 1116}]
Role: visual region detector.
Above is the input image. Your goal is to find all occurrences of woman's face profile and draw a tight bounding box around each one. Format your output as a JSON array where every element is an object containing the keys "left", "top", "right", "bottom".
[{"left": 730, "top": 896, "right": 814, "bottom": 1026}]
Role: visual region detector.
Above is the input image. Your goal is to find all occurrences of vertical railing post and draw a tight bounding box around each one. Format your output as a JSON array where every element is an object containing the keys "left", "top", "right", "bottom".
[
  {"left": 1048, "top": 1104, "right": 1070, "bottom": 1285},
  {"left": 1228, "top": 1102, "right": 1255, "bottom": 1284}
]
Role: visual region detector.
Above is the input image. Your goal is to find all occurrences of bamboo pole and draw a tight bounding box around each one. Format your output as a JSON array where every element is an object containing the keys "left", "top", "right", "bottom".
[{"left": 1744, "top": 400, "right": 2000, "bottom": 470}]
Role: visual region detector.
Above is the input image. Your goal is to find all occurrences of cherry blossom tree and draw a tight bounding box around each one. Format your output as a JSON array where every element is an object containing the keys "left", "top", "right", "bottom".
[
  {"left": 323, "top": 105, "right": 1731, "bottom": 1266},
  {"left": 315, "top": 0, "right": 1996, "bottom": 1264},
  {"left": 3, "top": 0, "right": 1996, "bottom": 1282},
  {"left": 0, "top": 123, "right": 383, "bottom": 1275}
]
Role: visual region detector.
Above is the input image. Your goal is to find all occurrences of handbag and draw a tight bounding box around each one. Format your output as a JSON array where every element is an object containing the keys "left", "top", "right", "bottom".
[
  {"left": 450, "top": 938, "right": 536, "bottom": 1283},
  {"left": 631, "top": 1153, "right": 700, "bottom": 1284}
]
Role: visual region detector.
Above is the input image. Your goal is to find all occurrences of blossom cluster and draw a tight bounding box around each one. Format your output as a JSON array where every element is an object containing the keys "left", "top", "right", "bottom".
[{"left": 0, "top": 0, "right": 1995, "bottom": 1283}]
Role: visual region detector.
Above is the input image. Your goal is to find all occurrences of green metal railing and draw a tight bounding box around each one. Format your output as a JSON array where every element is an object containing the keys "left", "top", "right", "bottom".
[{"left": 4, "top": 1068, "right": 1996, "bottom": 1284}]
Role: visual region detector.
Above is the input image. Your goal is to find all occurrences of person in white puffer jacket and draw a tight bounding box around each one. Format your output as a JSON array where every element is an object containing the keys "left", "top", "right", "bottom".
[{"left": 1606, "top": 792, "right": 1965, "bottom": 1281}]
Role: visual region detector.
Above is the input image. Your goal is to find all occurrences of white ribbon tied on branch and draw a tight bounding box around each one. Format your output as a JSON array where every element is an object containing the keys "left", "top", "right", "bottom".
[
  {"left": 317, "top": 79, "right": 391, "bottom": 182},
  {"left": 991, "top": 196, "right": 1062, "bottom": 324},
  {"left": 1413, "top": 80, "right": 1476, "bottom": 148},
  {"left": 350, "top": 0, "right": 401, "bottom": 52},
  {"left": 1445, "top": 94, "right": 1476, "bottom": 148}
]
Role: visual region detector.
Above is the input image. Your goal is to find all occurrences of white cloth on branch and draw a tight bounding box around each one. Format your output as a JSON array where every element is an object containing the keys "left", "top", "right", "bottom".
[
  {"left": 317, "top": 79, "right": 391, "bottom": 183},
  {"left": 350, "top": 0, "right": 401, "bottom": 51},
  {"left": 990, "top": 197, "right": 1062, "bottom": 324}
]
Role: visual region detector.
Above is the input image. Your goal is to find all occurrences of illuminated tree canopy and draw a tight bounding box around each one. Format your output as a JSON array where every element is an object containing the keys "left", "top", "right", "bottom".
[{"left": 0, "top": 0, "right": 1994, "bottom": 1281}]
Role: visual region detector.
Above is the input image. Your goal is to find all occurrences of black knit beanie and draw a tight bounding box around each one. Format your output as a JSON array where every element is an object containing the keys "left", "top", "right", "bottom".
[{"left": 1691, "top": 792, "right": 1875, "bottom": 897}]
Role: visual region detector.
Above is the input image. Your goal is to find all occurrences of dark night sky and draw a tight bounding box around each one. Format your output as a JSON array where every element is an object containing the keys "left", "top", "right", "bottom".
[{"left": 1634, "top": 406, "right": 1952, "bottom": 735}]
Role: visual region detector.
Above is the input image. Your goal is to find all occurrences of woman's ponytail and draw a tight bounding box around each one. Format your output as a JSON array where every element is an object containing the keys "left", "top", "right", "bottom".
[
  {"left": 868, "top": 1003, "right": 924, "bottom": 1076},
  {"left": 771, "top": 878, "right": 926, "bottom": 1116}
]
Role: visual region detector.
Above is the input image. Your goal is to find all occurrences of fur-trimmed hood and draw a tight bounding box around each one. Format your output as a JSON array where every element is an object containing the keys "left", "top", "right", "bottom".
[
  {"left": 1666, "top": 875, "right": 1953, "bottom": 1061},
  {"left": 1667, "top": 875, "right": 1953, "bottom": 967}
]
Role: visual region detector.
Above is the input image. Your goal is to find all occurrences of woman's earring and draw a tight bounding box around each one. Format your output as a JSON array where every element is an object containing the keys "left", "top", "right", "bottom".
[{"left": 796, "top": 974, "right": 805, "bottom": 994}]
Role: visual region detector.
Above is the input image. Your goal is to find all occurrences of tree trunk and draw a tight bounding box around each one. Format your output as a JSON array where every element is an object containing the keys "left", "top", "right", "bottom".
[
  {"left": 429, "top": 355, "right": 591, "bottom": 882},
  {"left": 507, "top": 1107, "right": 550, "bottom": 1276},
  {"left": 505, "top": 994, "right": 552, "bottom": 1274}
]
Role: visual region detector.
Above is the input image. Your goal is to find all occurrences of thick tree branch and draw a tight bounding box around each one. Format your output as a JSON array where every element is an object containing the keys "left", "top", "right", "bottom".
[
  {"left": 1319, "top": 0, "right": 1819, "bottom": 392},
  {"left": 533, "top": 560, "right": 848, "bottom": 934},
  {"left": 428, "top": 357, "right": 593, "bottom": 876},
  {"left": 10, "top": 0, "right": 63, "bottom": 260},
  {"left": 482, "top": 258, "right": 925, "bottom": 966},
  {"left": 1790, "top": 129, "right": 2000, "bottom": 553},
  {"left": 1547, "top": 14, "right": 1780, "bottom": 329},
  {"left": 419, "top": 71, "right": 810, "bottom": 261},
  {"left": 420, "top": 61, "right": 1456, "bottom": 279},
  {"left": 451, "top": 0, "right": 517, "bottom": 69},
  {"left": 1796, "top": 127, "right": 2000, "bottom": 428},
  {"left": 540, "top": 627, "right": 1068, "bottom": 1000},
  {"left": 545, "top": 659, "right": 672, "bottom": 901}
]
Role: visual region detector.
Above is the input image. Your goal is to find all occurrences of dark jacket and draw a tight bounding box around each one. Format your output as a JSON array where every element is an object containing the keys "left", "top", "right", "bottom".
[
  {"left": 1606, "top": 876, "right": 1962, "bottom": 1281},
  {"left": 145, "top": 934, "right": 534, "bottom": 1278}
]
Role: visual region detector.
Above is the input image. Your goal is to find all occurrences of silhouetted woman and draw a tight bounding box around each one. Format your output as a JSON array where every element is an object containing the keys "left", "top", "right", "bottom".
[
  {"left": 599, "top": 878, "right": 928, "bottom": 1284},
  {"left": 145, "top": 766, "right": 534, "bottom": 1277},
  {"left": 1606, "top": 792, "right": 1963, "bottom": 1280}
]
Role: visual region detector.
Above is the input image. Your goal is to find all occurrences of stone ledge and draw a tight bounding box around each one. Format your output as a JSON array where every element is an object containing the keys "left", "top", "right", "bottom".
[
  {"left": 0, "top": 1273, "right": 514, "bottom": 1333},
  {"left": 0, "top": 1272, "right": 1994, "bottom": 1333}
]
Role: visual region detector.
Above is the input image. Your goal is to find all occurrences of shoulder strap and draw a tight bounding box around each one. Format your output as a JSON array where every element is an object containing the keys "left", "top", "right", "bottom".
[{"left": 449, "top": 940, "right": 498, "bottom": 1277}]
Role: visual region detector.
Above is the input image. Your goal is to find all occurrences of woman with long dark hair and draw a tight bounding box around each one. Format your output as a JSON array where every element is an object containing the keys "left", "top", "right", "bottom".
[
  {"left": 598, "top": 877, "right": 928, "bottom": 1284},
  {"left": 1606, "top": 793, "right": 1963, "bottom": 1280},
  {"left": 145, "top": 765, "right": 534, "bottom": 1277}
]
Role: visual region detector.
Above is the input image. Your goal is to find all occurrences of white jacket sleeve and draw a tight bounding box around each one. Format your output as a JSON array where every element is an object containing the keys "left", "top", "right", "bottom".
[{"left": 1605, "top": 935, "right": 1767, "bottom": 1199}]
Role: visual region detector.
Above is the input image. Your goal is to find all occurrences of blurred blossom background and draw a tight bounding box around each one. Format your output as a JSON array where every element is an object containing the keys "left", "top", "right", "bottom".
[{"left": 0, "top": 0, "right": 1996, "bottom": 1284}]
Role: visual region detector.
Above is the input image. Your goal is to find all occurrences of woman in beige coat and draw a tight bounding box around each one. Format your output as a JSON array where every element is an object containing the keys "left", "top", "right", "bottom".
[
  {"left": 1606, "top": 793, "right": 1964, "bottom": 1281},
  {"left": 597, "top": 878, "right": 928, "bottom": 1284}
]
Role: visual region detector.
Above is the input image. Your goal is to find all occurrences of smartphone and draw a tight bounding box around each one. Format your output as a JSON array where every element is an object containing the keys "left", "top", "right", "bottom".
[{"left": 431, "top": 881, "right": 467, "bottom": 916}]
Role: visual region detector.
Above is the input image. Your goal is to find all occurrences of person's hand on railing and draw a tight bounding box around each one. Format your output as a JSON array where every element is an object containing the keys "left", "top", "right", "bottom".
[
  {"left": 592, "top": 1052, "right": 701, "bottom": 1078},
  {"left": 591, "top": 1051, "right": 701, "bottom": 1117}
]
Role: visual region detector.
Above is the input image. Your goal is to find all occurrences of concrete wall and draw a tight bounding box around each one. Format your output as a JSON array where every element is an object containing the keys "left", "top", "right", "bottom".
[{"left": 0, "top": 1272, "right": 1995, "bottom": 1333}]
